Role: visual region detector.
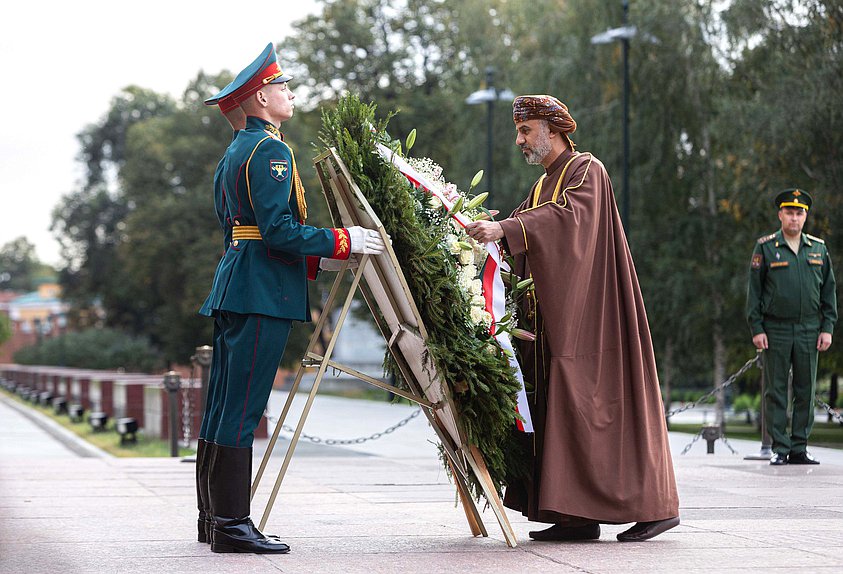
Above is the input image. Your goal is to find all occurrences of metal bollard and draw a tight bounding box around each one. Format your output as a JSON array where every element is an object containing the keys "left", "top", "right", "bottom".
[
  {"left": 163, "top": 371, "right": 182, "bottom": 457},
  {"left": 701, "top": 424, "right": 721, "bottom": 454},
  {"left": 194, "top": 345, "right": 213, "bottom": 418}
]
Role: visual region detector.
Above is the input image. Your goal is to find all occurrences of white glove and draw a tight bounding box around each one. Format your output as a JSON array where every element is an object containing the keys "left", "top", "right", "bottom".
[
  {"left": 319, "top": 256, "right": 359, "bottom": 271},
  {"left": 347, "top": 226, "right": 386, "bottom": 255}
]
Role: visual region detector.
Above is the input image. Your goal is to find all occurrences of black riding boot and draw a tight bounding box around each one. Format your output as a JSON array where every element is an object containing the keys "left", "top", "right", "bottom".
[
  {"left": 195, "top": 439, "right": 213, "bottom": 543},
  {"left": 209, "top": 445, "right": 290, "bottom": 554}
]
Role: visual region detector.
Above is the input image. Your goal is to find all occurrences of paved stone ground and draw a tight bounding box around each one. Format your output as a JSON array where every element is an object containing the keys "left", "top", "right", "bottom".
[{"left": 1, "top": 391, "right": 842, "bottom": 574}]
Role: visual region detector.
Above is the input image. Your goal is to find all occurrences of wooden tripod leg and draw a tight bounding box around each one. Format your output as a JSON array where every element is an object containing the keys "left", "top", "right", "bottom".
[
  {"left": 465, "top": 445, "right": 518, "bottom": 548},
  {"left": 251, "top": 261, "right": 351, "bottom": 499},
  {"left": 446, "top": 456, "right": 486, "bottom": 537},
  {"left": 257, "top": 257, "right": 368, "bottom": 531}
]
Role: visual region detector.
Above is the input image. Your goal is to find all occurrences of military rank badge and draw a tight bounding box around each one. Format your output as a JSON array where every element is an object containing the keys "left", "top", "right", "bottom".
[
  {"left": 751, "top": 254, "right": 762, "bottom": 269},
  {"left": 270, "top": 160, "right": 289, "bottom": 182}
]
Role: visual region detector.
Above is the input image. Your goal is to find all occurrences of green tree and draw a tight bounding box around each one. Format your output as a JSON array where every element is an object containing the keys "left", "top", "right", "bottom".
[
  {"left": 0, "top": 237, "right": 55, "bottom": 292},
  {"left": 0, "top": 314, "right": 11, "bottom": 346}
]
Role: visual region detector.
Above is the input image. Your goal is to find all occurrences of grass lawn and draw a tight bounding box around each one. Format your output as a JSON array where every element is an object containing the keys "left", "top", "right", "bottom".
[
  {"left": 669, "top": 419, "right": 843, "bottom": 449},
  {"left": 2, "top": 388, "right": 194, "bottom": 458}
]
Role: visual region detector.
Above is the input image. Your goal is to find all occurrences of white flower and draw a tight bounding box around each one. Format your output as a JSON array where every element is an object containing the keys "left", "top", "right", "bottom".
[
  {"left": 429, "top": 195, "right": 443, "bottom": 210},
  {"left": 470, "top": 306, "right": 485, "bottom": 325},
  {"left": 458, "top": 249, "right": 473, "bottom": 265},
  {"left": 460, "top": 264, "right": 478, "bottom": 282},
  {"left": 471, "top": 294, "right": 486, "bottom": 307},
  {"left": 458, "top": 272, "right": 474, "bottom": 292},
  {"left": 445, "top": 234, "right": 461, "bottom": 254},
  {"left": 480, "top": 310, "right": 493, "bottom": 327},
  {"left": 470, "top": 279, "right": 483, "bottom": 296}
]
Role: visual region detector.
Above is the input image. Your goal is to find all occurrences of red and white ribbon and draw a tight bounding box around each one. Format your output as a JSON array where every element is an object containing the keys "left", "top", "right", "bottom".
[{"left": 376, "top": 143, "right": 534, "bottom": 433}]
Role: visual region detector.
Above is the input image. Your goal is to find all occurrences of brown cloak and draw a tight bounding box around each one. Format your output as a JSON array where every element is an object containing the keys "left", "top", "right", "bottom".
[{"left": 499, "top": 148, "right": 679, "bottom": 524}]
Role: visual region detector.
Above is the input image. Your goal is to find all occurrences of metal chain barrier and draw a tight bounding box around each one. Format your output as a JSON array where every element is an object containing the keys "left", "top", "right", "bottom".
[
  {"left": 679, "top": 431, "right": 702, "bottom": 455},
  {"left": 719, "top": 433, "right": 738, "bottom": 455},
  {"left": 815, "top": 394, "right": 843, "bottom": 425},
  {"left": 671, "top": 351, "right": 762, "bottom": 455},
  {"left": 666, "top": 351, "right": 762, "bottom": 419},
  {"left": 264, "top": 408, "right": 421, "bottom": 446}
]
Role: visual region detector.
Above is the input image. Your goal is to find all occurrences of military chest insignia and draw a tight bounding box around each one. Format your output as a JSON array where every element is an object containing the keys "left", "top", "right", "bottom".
[
  {"left": 770, "top": 261, "right": 789, "bottom": 268},
  {"left": 775, "top": 252, "right": 780, "bottom": 260},
  {"left": 808, "top": 258, "right": 823, "bottom": 265},
  {"left": 270, "top": 160, "right": 289, "bottom": 181},
  {"left": 809, "top": 253, "right": 822, "bottom": 258},
  {"left": 751, "top": 254, "right": 762, "bottom": 269}
]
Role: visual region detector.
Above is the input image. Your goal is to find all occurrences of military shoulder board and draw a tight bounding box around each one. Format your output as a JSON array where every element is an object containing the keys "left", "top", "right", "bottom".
[
  {"left": 757, "top": 233, "right": 777, "bottom": 244},
  {"left": 806, "top": 234, "right": 825, "bottom": 245}
]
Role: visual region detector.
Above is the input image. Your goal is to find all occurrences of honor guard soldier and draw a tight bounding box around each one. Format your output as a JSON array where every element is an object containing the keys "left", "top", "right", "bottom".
[
  {"left": 746, "top": 188, "right": 837, "bottom": 466},
  {"left": 195, "top": 43, "right": 386, "bottom": 554}
]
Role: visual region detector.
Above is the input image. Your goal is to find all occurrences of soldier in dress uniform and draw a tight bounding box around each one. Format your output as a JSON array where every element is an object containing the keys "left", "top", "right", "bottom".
[
  {"left": 746, "top": 188, "right": 837, "bottom": 466},
  {"left": 195, "top": 43, "right": 386, "bottom": 554}
]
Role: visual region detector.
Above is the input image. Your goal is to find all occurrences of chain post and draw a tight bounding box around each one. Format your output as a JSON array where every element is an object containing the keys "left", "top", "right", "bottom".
[
  {"left": 163, "top": 371, "right": 181, "bottom": 457},
  {"left": 193, "top": 345, "right": 213, "bottom": 418},
  {"left": 181, "top": 366, "right": 193, "bottom": 449}
]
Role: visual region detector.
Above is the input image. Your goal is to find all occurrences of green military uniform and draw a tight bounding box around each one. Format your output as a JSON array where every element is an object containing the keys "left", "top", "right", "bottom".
[
  {"left": 194, "top": 43, "right": 351, "bottom": 555},
  {"left": 199, "top": 117, "right": 350, "bottom": 447},
  {"left": 746, "top": 189, "right": 837, "bottom": 460}
]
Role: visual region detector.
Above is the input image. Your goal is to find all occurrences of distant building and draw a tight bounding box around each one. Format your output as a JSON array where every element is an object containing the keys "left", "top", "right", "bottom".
[{"left": 0, "top": 283, "right": 69, "bottom": 363}]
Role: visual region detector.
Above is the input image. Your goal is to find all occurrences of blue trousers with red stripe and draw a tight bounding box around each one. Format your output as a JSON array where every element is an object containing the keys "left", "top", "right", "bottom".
[{"left": 199, "top": 311, "right": 292, "bottom": 448}]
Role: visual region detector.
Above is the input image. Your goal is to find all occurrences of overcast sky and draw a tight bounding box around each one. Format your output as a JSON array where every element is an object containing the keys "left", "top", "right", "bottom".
[{"left": 0, "top": 0, "right": 317, "bottom": 266}]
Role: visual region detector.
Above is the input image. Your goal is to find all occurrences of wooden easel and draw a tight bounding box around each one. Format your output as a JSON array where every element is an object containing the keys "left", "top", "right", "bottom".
[{"left": 250, "top": 147, "right": 517, "bottom": 547}]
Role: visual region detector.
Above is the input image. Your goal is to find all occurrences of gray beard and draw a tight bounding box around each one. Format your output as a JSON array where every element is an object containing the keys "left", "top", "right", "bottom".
[{"left": 522, "top": 134, "right": 553, "bottom": 165}]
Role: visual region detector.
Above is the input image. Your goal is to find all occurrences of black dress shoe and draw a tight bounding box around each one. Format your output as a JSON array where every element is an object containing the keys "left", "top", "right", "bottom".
[
  {"left": 617, "top": 516, "right": 680, "bottom": 542},
  {"left": 788, "top": 451, "right": 820, "bottom": 465},
  {"left": 529, "top": 523, "right": 600, "bottom": 541},
  {"left": 769, "top": 452, "right": 789, "bottom": 465},
  {"left": 212, "top": 517, "right": 291, "bottom": 554}
]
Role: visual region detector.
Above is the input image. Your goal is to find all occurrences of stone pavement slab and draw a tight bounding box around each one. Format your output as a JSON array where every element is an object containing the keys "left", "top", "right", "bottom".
[{"left": 1, "top": 392, "right": 842, "bottom": 574}]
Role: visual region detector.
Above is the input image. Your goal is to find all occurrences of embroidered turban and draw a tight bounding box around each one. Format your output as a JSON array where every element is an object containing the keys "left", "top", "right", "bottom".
[{"left": 512, "top": 95, "right": 577, "bottom": 135}]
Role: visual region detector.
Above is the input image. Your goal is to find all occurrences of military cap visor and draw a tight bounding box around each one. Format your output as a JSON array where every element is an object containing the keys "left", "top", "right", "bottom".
[
  {"left": 775, "top": 188, "right": 812, "bottom": 211},
  {"left": 204, "top": 42, "right": 292, "bottom": 106}
]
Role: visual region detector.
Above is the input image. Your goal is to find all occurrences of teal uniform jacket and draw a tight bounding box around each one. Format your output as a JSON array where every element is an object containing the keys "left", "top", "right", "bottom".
[
  {"left": 746, "top": 230, "right": 837, "bottom": 335},
  {"left": 200, "top": 116, "right": 350, "bottom": 321}
]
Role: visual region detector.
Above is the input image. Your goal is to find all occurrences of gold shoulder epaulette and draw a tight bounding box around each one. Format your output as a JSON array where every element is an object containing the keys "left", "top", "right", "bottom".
[
  {"left": 806, "top": 233, "right": 825, "bottom": 244},
  {"left": 757, "top": 233, "right": 776, "bottom": 244}
]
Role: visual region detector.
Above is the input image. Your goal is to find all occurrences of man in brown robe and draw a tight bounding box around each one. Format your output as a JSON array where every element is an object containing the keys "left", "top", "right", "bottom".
[{"left": 466, "top": 95, "right": 679, "bottom": 542}]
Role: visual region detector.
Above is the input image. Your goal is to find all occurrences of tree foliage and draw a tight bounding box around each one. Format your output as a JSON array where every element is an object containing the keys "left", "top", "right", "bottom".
[
  {"left": 49, "top": 0, "right": 843, "bottom": 391},
  {"left": 0, "top": 237, "right": 55, "bottom": 292},
  {"left": 14, "top": 327, "right": 162, "bottom": 372}
]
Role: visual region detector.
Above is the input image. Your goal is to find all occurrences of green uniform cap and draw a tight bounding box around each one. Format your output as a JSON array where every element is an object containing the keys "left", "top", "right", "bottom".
[{"left": 775, "top": 188, "right": 812, "bottom": 211}]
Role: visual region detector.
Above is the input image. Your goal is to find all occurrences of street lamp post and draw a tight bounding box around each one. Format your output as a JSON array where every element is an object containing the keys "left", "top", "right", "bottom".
[
  {"left": 591, "top": 0, "right": 638, "bottom": 238},
  {"left": 465, "top": 67, "right": 514, "bottom": 198}
]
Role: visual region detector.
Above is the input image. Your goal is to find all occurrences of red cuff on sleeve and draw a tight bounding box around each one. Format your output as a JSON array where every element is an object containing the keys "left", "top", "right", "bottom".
[
  {"left": 306, "top": 256, "right": 320, "bottom": 280},
  {"left": 331, "top": 228, "right": 351, "bottom": 260}
]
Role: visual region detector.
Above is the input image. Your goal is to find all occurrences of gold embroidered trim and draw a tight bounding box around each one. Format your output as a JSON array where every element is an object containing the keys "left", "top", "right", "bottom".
[
  {"left": 245, "top": 136, "right": 274, "bottom": 210},
  {"left": 516, "top": 216, "right": 528, "bottom": 252},
  {"left": 521, "top": 153, "right": 587, "bottom": 213},
  {"left": 232, "top": 226, "right": 262, "bottom": 240},
  {"left": 531, "top": 174, "right": 547, "bottom": 208}
]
